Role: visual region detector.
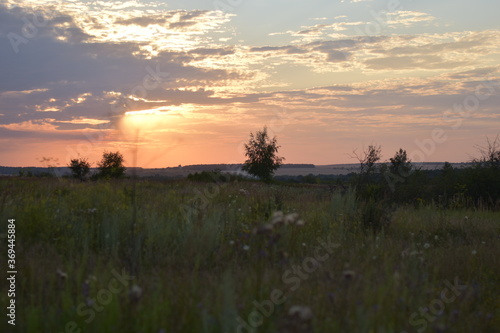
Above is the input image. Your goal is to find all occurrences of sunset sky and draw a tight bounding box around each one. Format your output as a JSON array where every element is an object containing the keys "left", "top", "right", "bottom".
[{"left": 1, "top": 0, "right": 499, "bottom": 168}]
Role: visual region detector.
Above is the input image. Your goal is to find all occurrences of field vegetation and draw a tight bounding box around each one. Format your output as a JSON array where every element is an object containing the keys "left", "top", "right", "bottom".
[{"left": 0, "top": 167, "right": 498, "bottom": 332}]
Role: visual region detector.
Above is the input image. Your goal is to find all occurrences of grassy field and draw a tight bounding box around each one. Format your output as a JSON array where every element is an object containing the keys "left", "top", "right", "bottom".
[{"left": 0, "top": 177, "right": 499, "bottom": 333}]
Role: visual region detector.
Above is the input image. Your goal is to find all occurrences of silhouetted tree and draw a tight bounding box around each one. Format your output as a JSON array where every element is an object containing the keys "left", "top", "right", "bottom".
[
  {"left": 472, "top": 135, "right": 500, "bottom": 168},
  {"left": 351, "top": 144, "right": 383, "bottom": 200},
  {"left": 68, "top": 158, "right": 91, "bottom": 181},
  {"left": 242, "top": 126, "right": 284, "bottom": 182},
  {"left": 466, "top": 136, "right": 500, "bottom": 206},
  {"left": 352, "top": 144, "right": 382, "bottom": 174},
  {"left": 389, "top": 148, "right": 412, "bottom": 176},
  {"left": 96, "top": 151, "right": 126, "bottom": 179}
]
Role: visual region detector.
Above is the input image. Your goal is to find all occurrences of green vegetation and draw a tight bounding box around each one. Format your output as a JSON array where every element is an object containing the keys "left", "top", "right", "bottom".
[
  {"left": 187, "top": 170, "right": 249, "bottom": 183},
  {"left": 68, "top": 158, "right": 91, "bottom": 181},
  {"left": 242, "top": 126, "right": 285, "bottom": 182},
  {"left": 0, "top": 176, "right": 498, "bottom": 333},
  {"left": 94, "top": 151, "right": 126, "bottom": 180}
]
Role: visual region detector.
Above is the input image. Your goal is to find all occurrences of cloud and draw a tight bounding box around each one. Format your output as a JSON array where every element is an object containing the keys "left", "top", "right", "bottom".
[
  {"left": 241, "top": 30, "right": 500, "bottom": 76},
  {"left": 362, "top": 31, "right": 500, "bottom": 71},
  {"left": 1, "top": 1, "right": 499, "bottom": 167},
  {"left": 115, "top": 10, "right": 212, "bottom": 31},
  {"left": 365, "top": 55, "right": 469, "bottom": 70},
  {"left": 188, "top": 47, "right": 235, "bottom": 56},
  {"left": 0, "top": 2, "right": 248, "bottom": 133},
  {"left": 272, "top": 10, "right": 435, "bottom": 44},
  {"left": 386, "top": 11, "right": 436, "bottom": 28}
]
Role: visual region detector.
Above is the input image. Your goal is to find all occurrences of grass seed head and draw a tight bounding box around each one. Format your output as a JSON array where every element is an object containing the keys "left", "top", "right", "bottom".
[
  {"left": 56, "top": 269, "right": 67, "bottom": 280},
  {"left": 288, "top": 305, "right": 313, "bottom": 321},
  {"left": 253, "top": 223, "right": 274, "bottom": 235},
  {"left": 129, "top": 284, "right": 143, "bottom": 302}
]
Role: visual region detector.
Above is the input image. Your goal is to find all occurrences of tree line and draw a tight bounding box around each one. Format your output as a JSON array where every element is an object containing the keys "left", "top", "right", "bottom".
[
  {"left": 68, "top": 151, "right": 126, "bottom": 181},
  {"left": 65, "top": 127, "right": 499, "bottom": 210}
]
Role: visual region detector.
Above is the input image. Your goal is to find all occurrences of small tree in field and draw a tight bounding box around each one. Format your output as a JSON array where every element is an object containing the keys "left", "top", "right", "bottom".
[
  {"left": 96, "top": 151, "right": 126, "bottom": 179},
  {"left": 352, "top": 144, "right": 382, "bottom": 174},
  {"left": 350, "top": 144, "right": 382, "bottom": 199},
  {"left": 472, "top": 135, "right": 500, "bottom": 168},
  {"left": 242, "top": 126, "right": 284, "bottom": 182},
  {"left": 389, "top": 148, "right": 412, "bottom": 176},
  {"left": 68, "top": 158, "right": 91, "bottom": 181}
]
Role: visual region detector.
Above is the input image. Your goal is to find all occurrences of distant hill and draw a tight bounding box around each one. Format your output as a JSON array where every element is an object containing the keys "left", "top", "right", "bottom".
[
  {"left": 0, "top": 166, "right": 70, "bottom": 177},
  {"left": 166, "top": 163, "right": 315, "bottom": 171},
  {"left": 0, "top": 162, "right": 472, "bottom": 178}
]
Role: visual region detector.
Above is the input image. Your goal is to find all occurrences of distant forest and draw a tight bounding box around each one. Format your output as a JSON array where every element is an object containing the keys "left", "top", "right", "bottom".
[{"left": 0, "top": 163, "right": 316, "bottom": 177}]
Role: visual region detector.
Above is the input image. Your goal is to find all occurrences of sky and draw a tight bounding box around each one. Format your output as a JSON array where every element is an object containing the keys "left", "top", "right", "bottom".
[{"left": 1, "top": 0, "right": 499, "bottom": 168}]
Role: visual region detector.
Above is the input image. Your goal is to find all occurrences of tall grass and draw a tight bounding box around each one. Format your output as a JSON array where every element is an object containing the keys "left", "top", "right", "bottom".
[{"left": 0, "top": 177, "right": 498, "bottom": 332}]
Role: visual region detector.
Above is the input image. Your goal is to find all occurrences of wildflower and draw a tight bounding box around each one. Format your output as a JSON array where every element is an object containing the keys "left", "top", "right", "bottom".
[
  {"left": 272, "top": 211, "right": 284, "bottom": 218},
  {"left": 283, "top": 305, "right": 313, "bottom": 333},
  {"left": 253, "top": 224, "right": 274, "bottom": 235},
  {"left": 243, "top": 245, "right": 250, "bottom": 251},
  {"left": 271, "top": 211, "right": 284, "bottom": 226},
  {"left": 284, "top": 212, "right": 299, "bottom": 225},
  {"left": 129, "top": 284, "right": 143, "bottom": 302},
  {"left": 295, "top": 219, "right": 305, "bottom": 226},
  {"left": 57, "top": 269, "right": 67, "bottom": 280},
  {"left": 288, "top": 305, "right": 313, "bottom": 321},
  {"left": 424, "top": 243, "right": 430, "bottom": 249}
]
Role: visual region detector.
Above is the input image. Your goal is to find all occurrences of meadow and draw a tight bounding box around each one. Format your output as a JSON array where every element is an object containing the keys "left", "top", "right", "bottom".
[{"left": 0, "top": 177, "right": 499, "bottom": 333}]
